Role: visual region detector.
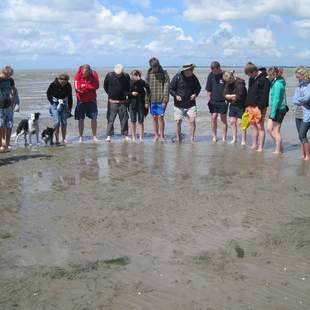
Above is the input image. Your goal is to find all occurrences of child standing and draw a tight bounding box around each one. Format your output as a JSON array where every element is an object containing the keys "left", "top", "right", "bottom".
[{"left": 128, "top": 70, "right": 151, "bottom": 143}]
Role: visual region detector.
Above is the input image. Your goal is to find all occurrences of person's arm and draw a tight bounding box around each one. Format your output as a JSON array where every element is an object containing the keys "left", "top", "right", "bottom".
[
  {"left": 235, "top": 81, "right": 245, "bottom": 102},
  {"left": 103, "top": 74, "right": 110, "bottom": 94},
  {"left": 84, "top": 71, "right": 99, "bottom": 91},
  {"left": 194, "top": 75, "right": 201, "bottom": 96},
  {"left": 144, "top": 81, "right": 151, "bottom": 104},
  {"left": 124, "top": 74, "right": 131, "bottom": 98},
  {"left": 67, "top": 83, "right": 73, "bottom": 110},
  {"left": 46, "top": 83, "right": 54, "bottom": 103},
  {"left": 270, "top": 82, "right": 284, "bottom": 119},
  {"left": 14, "top": 88, "right": 20, "bottom": 112},
  {"left": 205, "top": 74, "right": 212, "bottom": 100},
  {"left": 169, "top": 75, "right": 178, "bottom": 98},
  {"left": 162, "top": 71, "right": 170, "bottom": 104},
  {"left": 295, "top": 84, "right": 310, "bottom": 106},
  {"left": 257, "top": 78, "right": 270, "bottom": 109}
]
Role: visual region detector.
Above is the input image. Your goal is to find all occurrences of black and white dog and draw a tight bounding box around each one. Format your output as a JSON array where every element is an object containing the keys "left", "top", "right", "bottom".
[
  {"left": 15, "top": 112, "right": 40, "bottom": 145},
  {"left": 41, "top": 127, "right": 55, "bottom": 145}
]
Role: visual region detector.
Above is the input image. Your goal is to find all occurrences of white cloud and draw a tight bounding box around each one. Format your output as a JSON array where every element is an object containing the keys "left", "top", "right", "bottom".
[
  {"left": 130, "top": 0, "right": 151, "bottom": 8},
  {"left": 296, "top": 50, "right": 310, "bottom": 60},
  {"left": 269, "top": 14, "right": 284, "bottom": 24},
  {"left": 183, "top": 0, "right": 310, "bottom": 21},
  {"left": 293, "top": 19, "right": 310, "bottom": 38}
]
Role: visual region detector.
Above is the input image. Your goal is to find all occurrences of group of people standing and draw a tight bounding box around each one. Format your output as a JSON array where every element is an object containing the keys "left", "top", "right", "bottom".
[{"left": 0, "top": 59, "right": 310, "bottom": 160}]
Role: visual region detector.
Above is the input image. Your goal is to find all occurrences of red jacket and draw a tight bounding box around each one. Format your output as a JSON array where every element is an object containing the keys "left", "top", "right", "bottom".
[{"left": 74, "top": 66, "right": 99, "bottom": 103}]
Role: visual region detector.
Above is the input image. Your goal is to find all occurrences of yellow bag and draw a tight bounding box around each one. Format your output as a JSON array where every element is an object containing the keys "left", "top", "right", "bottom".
[{"left": 241, "top": 111, "right": 250, "bottom": 131}]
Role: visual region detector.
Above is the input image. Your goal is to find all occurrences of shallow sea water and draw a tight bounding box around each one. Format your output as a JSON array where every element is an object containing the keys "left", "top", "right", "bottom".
[{"left": 0, "top": 68, "right": 309, "bottom": 310}]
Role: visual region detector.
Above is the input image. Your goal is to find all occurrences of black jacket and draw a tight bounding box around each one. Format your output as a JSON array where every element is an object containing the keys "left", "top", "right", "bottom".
[
  {"left": 104, "top": 72, "right": 130, "bottom": 100},
  {"left": 46, "top": 79, "right": 73, "bottom": 109},
  {"left": 246, "top": 72, "right": 270, "bottom": 109},
  {"left": 169, "top": 72, "right": 201, "bottom": 108},
  {"left": 223, "top": 78, "right": 247, "bottom": 109},
  {"left": 128, "top": 79, "right": 151, "bottom": 106}
]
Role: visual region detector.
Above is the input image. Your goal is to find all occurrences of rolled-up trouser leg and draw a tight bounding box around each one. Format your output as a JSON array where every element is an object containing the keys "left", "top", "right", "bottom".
[{"left": 298, "top": 120, "right": 310, "bottom": 143}]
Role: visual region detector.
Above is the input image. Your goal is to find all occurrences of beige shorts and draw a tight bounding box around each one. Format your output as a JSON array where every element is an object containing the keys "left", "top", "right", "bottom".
[{"left": 174, "top": 106, "right": 197, "bottom": 121}]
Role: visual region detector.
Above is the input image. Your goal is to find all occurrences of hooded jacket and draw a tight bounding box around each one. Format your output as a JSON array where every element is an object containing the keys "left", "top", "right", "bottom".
[
  {"left": 223, "top": 77, "right": 247, "bottom": 109},
  {"left": 103, "top": 72, "right": 130, "bottom": 101},
  {"left": 47, "top": 78, "right": 73, "bottom": 110},
  {"left": 246, "top": 71, "right": 270, "bottom": 109},
  {"left": 74, "top": 66, "right": 99, "bottom": 103},
  {"left": 128, "top": 79, "right": 151, "bottom": 106},
  {"left": 269, "top": 77, "right": 287, "bottom": 119},
  {"left": 169, "top": 72, "right": 201, "bottom": 109},
  {"left": 293, "top": 80, "right": 310, "bottom": 122}
]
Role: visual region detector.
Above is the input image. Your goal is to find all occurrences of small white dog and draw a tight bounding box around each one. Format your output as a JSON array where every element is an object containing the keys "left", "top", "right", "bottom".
[{"left": 15, "top": 112, "right": 41, "bottom": 145}]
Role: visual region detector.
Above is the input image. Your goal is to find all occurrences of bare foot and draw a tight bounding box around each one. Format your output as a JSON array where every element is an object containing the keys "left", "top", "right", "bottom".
[
  {"left": 273, "top": 151, "right": 281, "bottom": 155},
  {"left": 62, "top": 139, "right": 68, "bottom": 144},
  {"left": 304, "top": 157, "right": 310, "bottom": 161},
  {"left": 93, "top": 136, "right": 98, "bottom": 144},
  {"left": 153, "top": 136, "right": 159, "bottom": 142},
  {"left": 212, "top": 137, "right": 217, "bottom": 142},
  {"left": 251, "top": 145, "right": 258, "bottom": 150},
  {"left": 124, "top": 136, "right": 131, "bottom": 143},
  {"left": 105, "top": 136, "right": 111, "bottom": 143},
  {"left": 256, "top": 148, "right": 263, "bottom": 152},
  {"left": 241, "top": 141, "right": 246, "bottom": 146},
  {"left": 230, "top": 140, "right": 237, "bottom": 144},
  {"left": 222, "top": 138, "right": 227, "bottom": 143},
  {"left": 191, "top": 137, "right": 195, "bottom": 143},
  {"left": 139, "top": 139, "right": 144, "bottom": 143},
  {"left": 159, "top": 137, "right": 165, "bottom": 142},
  {"left": 79, "top": 137, "right": 83, "bottom": 143},
  {"left": 132, "top": 138, "right": 136, "bottom": 143}
]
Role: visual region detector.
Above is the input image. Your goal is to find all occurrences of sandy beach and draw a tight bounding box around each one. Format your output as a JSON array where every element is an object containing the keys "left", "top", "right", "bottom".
[{"left": 0, "top": 68, "right": 310, "bottom": 310}]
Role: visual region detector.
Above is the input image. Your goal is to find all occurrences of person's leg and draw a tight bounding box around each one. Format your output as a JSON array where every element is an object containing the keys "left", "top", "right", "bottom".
[
  {"left": 159, "top": 116, "right": 165, "bottom": 141},
  {"left": 220, "top": 113, "right": 227, "bottom": 142},
  {"left": 251, "top": 124, "right": 258, "bottom": 149},
  {"left": 230, "top": 117, "right": 237, "bottom": 144},
  {"left": 238, "top": 118, "right": 246, "bottom": 145},
  {"left": 139, "top": 122, "right": 144, "bottom": 142},
  {"left": 152, "top": 115, "right": 159, "bottom": 142},
  {"left": 119, "top": 103, "right": 130, "bottom": 141},
  {"left": 267, "top": 118, "right": 275, "bottom": 142},
  {"left": 137, "top": 104, "right": 145, "bottom": 142},
  {"left": 272, "top": 122, "right": 282, "bottom": 154},
  {"left": 91, "top": 119, "right": 97, "bottom": 143},
  {"left": 78, "top": 120, "right": 84, "bottom": 143},
  {"left": 61, "top": 125, "right": 67, "bottom": 143},
  {"left": 299, "top": 122, "right": 310, "bottom": 160},
  {"left": 131, "top": 122, "right": 137, "bottom": 142},
  {"left": 176, "top": 119, "right": 182, "bottom": 142},
  {"left": 257, "top": 109, "right": 266, "bottom": 152},
  {"left": 106, "top": 103, "right": 118, "bottom": 142},
  {"left": 54, "top": 127, "right": 60, "bottom": 144},
  {"left": 189, "top": 118, "right": 196, "bottom": 142},
  {"left": 296, "top": 118, "right": 305, "bottom": 158},
  {"left": 211, "top": 113, "right": 218, "bottom": 142}
]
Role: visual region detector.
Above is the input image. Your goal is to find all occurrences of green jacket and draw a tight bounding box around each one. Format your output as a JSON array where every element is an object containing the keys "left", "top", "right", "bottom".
[{"left": 270, "top": 77, "right": 287, "bottom": 119}]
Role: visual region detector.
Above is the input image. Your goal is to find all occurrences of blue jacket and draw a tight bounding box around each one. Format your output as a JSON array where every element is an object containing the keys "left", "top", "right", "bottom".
[{"left": 293, "top": 80, "right": 310, "bottom": 122}]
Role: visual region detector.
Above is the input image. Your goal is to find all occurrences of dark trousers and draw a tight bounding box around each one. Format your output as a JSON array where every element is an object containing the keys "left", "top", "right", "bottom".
[
  {"left": 297, "top": 119, "right": 310, "bottom": 143},
  {"left": 106, "top": 103, "right": 129, "bottom": 136}
]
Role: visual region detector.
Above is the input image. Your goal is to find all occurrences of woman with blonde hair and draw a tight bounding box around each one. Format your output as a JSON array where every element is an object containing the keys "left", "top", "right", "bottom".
[
  {"left": 267, "top": 67, "right": 288, "bottom": 155},
  {"left": 0, "top": 65, "right": 17, "bottom": 151},
  {"left": 293, "top": 66, "right": 310, "bottom": 160}
]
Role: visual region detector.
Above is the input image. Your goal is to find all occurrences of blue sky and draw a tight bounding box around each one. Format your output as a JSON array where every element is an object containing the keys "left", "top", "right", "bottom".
[{"left": 0, "top": 0, "right": 309, "bottom": 69}]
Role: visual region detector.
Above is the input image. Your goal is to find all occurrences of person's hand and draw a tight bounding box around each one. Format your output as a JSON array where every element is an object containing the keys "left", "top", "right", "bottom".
[
  {"left": 144, "top": 103, "right": 149, "bottom": 109},
  {"left": 132, "top": 92, "right": 138, "bottom": 96},
  {"left": 176, "top": 95, "right": 182, "bottom": 101},
  {"left": 14, "top": 105, "right": 20, "bottom": 112},
  {"left": 190, "top": 94, "right": 196, "bottom": 101}
]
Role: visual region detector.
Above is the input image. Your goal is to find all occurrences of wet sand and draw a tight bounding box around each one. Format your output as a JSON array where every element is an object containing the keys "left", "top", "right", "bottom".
[{"left": 0, "top": 69, "right": 310, "bottom": 309}]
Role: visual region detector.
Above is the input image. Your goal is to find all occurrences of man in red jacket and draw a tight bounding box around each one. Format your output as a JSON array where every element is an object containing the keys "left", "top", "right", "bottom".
[{"left": 74, "top": 64, "right": 99, "bottom": 143}]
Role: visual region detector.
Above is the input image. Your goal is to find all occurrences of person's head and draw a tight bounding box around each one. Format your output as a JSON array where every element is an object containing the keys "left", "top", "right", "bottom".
[
  {"left": 244, "top": 62, "right": 258, "bottom": 78},
  {"left": 295, "top": 66, "right": 310, "bottom": 82},
  {"left": 57, "top": 73, "right": 69, "bottom": 86},
  {"left": 114, "top": 64, "right": 124, "bottom": 75},
  {"left": 210, "top": 61, "right": 221, "bottom": 75},
  {"left": 181, "top": 64, "right": 195, "bottom": 77},
  {"left": 82, "top": 64, "right": 91, "bottom": 78},
  {"left": 222, "top": 70, "right": 235, "bottom": 82},
  {"left": 131, "top": 70, "right": 141, "bottom": 81},
  {"left": 0, "top": 65, "right": 14, "bottom": 79},
  {"left": 149, "top": 57, "right": 160, "bottom": 72},
  {"left": 268, "top": 67, "right": 282, "bottom": 80}
]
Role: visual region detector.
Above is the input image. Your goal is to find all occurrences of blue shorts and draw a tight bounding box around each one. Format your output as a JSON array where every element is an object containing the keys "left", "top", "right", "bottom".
[
  {"left": 75, "top": 101, "right": 98, "bottom": 120},
  {"left": 150, "top": 102, "right": 165, "bottom": 117},
  {"left": 0, "top": 107, "right": 14, "bottom": 129},
  {"left": 229, "top": 105, "right": 244, "bottom": 119},
  {"left": 49, "top": 104, "right": 68, "bottom": 128}
]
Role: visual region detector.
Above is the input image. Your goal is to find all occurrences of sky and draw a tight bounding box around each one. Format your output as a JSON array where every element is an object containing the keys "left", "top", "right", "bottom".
[{"left": 0, "top": 0, "right": 310, "bottom": 69}]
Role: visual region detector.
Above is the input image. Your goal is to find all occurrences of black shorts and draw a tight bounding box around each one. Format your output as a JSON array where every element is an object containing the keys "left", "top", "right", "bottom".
[
  {"left": 208, "top": 101, "right": 227, "bottom": 114},
  {"left": 229, "top": 105, "right": 244, "bottom": 119},
  {"left": 74, "top": 101, "right": 98, "bottom": 120},
  {"left": 269, "top": 108, "right": 287, "bottom": 124},
  {"left": 129, "top": 102, "right": 144, "bottom": 123}
]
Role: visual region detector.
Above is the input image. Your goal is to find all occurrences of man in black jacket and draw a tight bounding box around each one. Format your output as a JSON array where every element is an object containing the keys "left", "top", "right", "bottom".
[
  {"left": 244, "top": 62, "right": 271, "bottom": 151},
  {"left": 169, "top": 64, "right": 201, "bottom": 142},
  {"left": 104, "top": 64, "right": 130, "bottom": 142}
]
